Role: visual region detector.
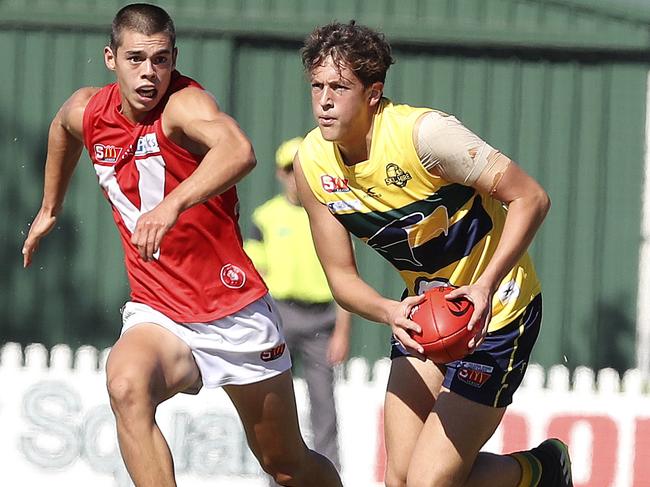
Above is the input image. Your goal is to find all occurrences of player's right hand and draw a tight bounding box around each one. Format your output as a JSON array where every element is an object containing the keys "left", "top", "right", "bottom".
[
  {"left": 445, "top": 283, "right": 492, "bottom": 350},
  {"left": 22, "top": 208, "right": 57, "bottom": 268},
  {"left": 387, "top": 295, "right": 427, "bottom": 357},
  {"left": 131, "top": 199, "right": 179, "bottom": 261}
]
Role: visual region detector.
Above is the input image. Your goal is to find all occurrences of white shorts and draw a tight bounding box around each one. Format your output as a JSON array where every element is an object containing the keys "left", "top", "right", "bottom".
[{"left": 120, "top": 294, "right": 292, "bottom": 389}]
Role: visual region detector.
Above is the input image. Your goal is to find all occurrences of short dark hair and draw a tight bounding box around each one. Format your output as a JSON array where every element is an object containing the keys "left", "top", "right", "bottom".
[
  {"left": 110, "top": 3, "right": 175, "bottom": 52},
  {"left": 301, "top": 21, "right": 395, "bottom": 86}
]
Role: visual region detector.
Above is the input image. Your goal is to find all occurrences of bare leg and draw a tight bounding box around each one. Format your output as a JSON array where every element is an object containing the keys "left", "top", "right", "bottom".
[
  {"left": 225, "top": 370, "right": 342, "bottom": 487},
  {"left": 383, "top": 356, "right": 444, "bottom": 487},
  {"left": 406, "top": 390, "right": 521, "bottom": 487},
  {"left": 106, "top": 324, "right": 201, "bottom": 487},
  {"left": 384, "top": 356, "right": 522, "bottom": 487}
]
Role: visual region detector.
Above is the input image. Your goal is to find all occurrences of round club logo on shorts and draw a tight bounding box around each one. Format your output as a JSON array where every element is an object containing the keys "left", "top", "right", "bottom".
[{"left": 220, "top": 264, "right": 246, "bottom": 289}]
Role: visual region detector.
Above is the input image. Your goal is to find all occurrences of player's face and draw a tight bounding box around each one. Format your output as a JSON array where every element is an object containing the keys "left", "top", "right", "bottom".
[
  {"left": 309, "top": 56, "right": 381, "bottom": 146},
  {"left": 104, "top": 30, "right": 177, "bottom": 122}
]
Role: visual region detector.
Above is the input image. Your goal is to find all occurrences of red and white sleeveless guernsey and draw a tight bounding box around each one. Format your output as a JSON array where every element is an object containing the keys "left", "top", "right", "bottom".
[{"left": 82, "top": 71, "right": 268, "bottom": 323}]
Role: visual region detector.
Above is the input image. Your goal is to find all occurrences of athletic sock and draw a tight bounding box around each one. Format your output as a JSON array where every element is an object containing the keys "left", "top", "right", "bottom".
[
  {"left": 511, "top": 451, "right": 542, "bottom": 487},
  {"left": 511, "top": 439, "right": 573, "bottom": 487}
]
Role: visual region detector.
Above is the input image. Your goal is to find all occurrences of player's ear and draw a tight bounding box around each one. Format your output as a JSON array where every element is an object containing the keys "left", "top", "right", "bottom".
[
  {"left": 104, "top": 46, "right": 116, "bottom": 71},
  {"left": 368, "top": 81, "right": 383, "bottom": 106},
  {"left": 171, "top": 47, "right": 178, "bottom": 69}
]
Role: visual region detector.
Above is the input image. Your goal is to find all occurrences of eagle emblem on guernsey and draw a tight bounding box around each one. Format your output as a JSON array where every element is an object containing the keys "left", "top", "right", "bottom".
[{"left": 366, "top": 205, "right": 449, "bottom": 267}]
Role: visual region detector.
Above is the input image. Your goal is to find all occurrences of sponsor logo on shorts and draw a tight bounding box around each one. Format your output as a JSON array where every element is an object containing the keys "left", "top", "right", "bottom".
[
  {"left": 93, "top": 144, "right": 123, "bottom": 163},
  {"left": 220, "top": 264, "right": 246, "bottom": 289},
  {"left": 260, "top": 343, "right": 286, "bottom": 362},
  {"left": 456, "top": 361, "right": 493, "bottom": 388},
  {"left": 122, "top": 307, "right": 134, "bottom": 322}
]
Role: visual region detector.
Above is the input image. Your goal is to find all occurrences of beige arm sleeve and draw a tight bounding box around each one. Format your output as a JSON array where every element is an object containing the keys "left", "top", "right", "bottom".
[{"left": 416, "top": 111, "right": 496, "bottom": 186}]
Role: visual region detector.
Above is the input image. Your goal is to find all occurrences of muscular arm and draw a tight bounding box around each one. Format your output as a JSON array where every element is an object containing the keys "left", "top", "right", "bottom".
[
  {"left": 163, "top": 87, "right": 256, "bottom": 211},
  {"left": 22, "top": 87, "right": 98, "bottom": 268},
  {"left": 414, "top": 112, "right": 550, "bottom": 341},
  {"left": 294, "top": 155, "right": 424, "bottom": 354},
  {"left": 132, "top": 87, "right": 256, "bottom": 260},
  {"left": 472, "top": 155, "right": 550, "bottom": 292},
  {"left": 463, "top": 156, "right": 549, "bottom": 344}
]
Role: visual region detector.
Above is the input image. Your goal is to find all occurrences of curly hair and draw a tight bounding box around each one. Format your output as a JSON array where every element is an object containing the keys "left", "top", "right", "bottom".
[
  {"left": 110, "top": 3, "right": 175, "bottom": 52},
  {"left": 301, "top": 21, "right": 395, "bottom": 86}
]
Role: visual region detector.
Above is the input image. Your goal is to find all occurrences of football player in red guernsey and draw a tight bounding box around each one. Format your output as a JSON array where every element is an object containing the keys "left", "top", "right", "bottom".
[{"left": 21, "top": 4, "right": 342, "bottom": 487}]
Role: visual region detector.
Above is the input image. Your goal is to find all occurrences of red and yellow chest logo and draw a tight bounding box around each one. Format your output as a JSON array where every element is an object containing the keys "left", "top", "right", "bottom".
[
  {"left": 320, "top": 174, "right": 350, "bottom": 193},
  {"left": 93, "top": 144, "right": 123, "bottom": 164}
]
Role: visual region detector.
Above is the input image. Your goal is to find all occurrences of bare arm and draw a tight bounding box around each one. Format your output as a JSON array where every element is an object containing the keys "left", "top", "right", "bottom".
[
  {"left": 294, "top": 155, "right": 425, "bottom": 354},
  {"left": 471, "top": 153, "right": 550, "bottom": 293},
  {"left": 22, "top": 87, "right": 98, "bottom": 268},
  {"left": 452, "top": 154, "right": 550, "bottom": 347},
  {"left": 414, "top": 113, "right": 550, "bottom": 345},
  {"left": 131, "top": 87, "right": 256, "bottom": 261}
]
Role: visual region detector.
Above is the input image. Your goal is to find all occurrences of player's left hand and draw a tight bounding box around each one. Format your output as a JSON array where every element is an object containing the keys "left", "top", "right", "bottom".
[
  {"left": 444, "top": 284, "right": 493, "bottom": 350},
  {"left": 22, "top": 207, "right": 57, "bottom": 268},
  {"left": 131, "top": 200, "right": 180, "bottom": 261}
]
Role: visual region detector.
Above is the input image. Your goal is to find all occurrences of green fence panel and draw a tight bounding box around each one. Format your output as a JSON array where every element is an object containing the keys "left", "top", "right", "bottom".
[{"left": 0, "top": 0, "right": 647, "bottom": 370}]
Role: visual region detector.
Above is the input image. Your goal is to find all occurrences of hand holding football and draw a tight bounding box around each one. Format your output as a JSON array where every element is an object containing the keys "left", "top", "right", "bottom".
[{"left": 408, "top": 286, "right": 476, "bottom": 363}]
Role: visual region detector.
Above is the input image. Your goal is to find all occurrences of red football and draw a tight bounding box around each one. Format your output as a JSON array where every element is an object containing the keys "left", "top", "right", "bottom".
[{"left": 408, "top": 286, "right": 476, "bottom": 363}]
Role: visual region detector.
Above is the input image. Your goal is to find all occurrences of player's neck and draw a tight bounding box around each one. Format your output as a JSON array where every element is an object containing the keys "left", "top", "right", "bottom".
[
  {"left": 119, "top": 103, "right": 148, "bottom": 124},
  {"left": 338, "top": 113, "right": 375, "bottom": 166}
]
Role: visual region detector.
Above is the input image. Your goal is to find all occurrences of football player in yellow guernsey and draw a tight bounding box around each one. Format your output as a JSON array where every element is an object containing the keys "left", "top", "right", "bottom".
[{"left": 294, "top": 22, "right": 573, "bottom": 487}]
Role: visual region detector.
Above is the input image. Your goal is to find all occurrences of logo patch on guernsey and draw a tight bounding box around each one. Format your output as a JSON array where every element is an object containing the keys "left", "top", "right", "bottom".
[
  {"left": 220, "top": 264, "right": 246, "bottom": 289},
  {"left": 261, "top": 343, "right": 286, "bottom": 362},
  {"left": 456, "top": 361, "right": 493, "bottom": 388},
  {"left": 384, "top": 163, "right": 412, "bottom": 188},
  {"left": 321, "top": 174, "right": 350, "bottom": 193},
  {"left": 327, "top": 200, "right": 363, "bottom": 213},
  {"left": 497, "top": 279, "right": 521, "bottom": 305},
  {"left": 135, "top": 133, "right": 160, "bottom": 156},
  {"left": 94, "top": 144, "right": 123, "bottom": 163}
]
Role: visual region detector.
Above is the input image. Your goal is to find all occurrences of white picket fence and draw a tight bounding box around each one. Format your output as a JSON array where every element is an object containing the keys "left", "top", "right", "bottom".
[{"left": 1, "top": 342, "right": 649, "bottom": 487}]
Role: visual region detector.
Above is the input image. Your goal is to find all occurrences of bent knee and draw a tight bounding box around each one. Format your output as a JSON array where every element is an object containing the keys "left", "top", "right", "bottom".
[{"left": 106, "top": 374, "right": 153, "bottom": 414}]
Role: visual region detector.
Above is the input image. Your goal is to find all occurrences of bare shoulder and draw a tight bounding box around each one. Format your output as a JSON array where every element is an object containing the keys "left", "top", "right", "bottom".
[
  {"left": 64, "top": 87, "right": 100, "bottom": 114},
  {"left": 162, "top": 86, "right": 245, "bottom": 152},
  {"left": 166, "top": 86, "right": 221, "bottom": 121},
  {"left": 60, "top": 87, "right": 101, "bottom": 140}
]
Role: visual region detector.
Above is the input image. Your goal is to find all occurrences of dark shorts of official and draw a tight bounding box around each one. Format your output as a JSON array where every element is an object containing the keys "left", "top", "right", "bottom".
[{"left": 390, "top": 293, "right": 542, "bottom": 408}]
